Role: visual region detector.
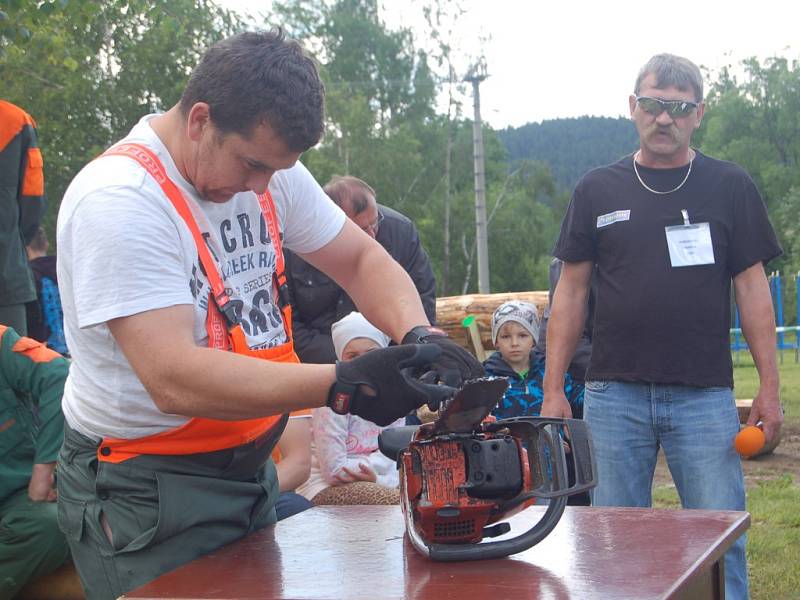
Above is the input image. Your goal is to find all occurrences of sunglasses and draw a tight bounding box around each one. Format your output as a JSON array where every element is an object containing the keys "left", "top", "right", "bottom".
[{"left": 636, "top": 96, "right": 699, "bottom": 118}]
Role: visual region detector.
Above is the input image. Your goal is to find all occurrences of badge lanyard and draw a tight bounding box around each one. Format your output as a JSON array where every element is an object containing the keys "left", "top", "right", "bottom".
[{"left": 664, "top": 209, "right": 715, "bottom": 267}]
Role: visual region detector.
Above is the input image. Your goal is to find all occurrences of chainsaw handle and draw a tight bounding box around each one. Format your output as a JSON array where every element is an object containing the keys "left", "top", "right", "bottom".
[
  {"left": 378, "top": 425, "right": 419, "bottom": 462},
  {"left": 427, "top": 496, "right": 568, "bottom": 562},
  {"left": 488, "top": 417, "right": 598, "bottom": 500}
]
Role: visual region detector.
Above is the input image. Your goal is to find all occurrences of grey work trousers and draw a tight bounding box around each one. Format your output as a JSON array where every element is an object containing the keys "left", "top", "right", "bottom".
[{"left": 56, "top": 420, "right": 285, "bottom": 599}]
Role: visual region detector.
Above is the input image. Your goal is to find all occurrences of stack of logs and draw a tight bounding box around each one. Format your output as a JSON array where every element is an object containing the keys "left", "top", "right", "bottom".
[{"left": 435, "top": 290, "right": 548, "bottom": 356}]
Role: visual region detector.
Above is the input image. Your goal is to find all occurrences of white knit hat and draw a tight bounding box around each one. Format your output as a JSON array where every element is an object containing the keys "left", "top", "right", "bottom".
[
  {"left": 331, "top": 312, "right": 391, "bottom": 360},
  {"left": 491, "top": 300, "right": 541, "bottom": 345}
]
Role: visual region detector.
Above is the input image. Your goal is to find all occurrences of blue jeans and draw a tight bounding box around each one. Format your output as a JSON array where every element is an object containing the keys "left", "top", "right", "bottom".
[
  {"left": 584, "top": 381, "right": 748, "bottom": 600},
  {"left": 275, "top": 492, "right": 313, "bottom": 521}
]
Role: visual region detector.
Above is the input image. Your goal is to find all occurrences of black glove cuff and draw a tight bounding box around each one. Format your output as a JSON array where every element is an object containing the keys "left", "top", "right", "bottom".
[
  {"left": 327, "top": 380, "right": 359, "bottom": 415},
  {"left": 402, "top": 325, "right": 449, "bottom": 345}
]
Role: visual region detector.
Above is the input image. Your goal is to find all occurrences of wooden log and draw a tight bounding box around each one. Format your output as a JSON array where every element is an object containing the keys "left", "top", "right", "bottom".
[
  {"left": 735, "top": 399, "right": 753, "bottom": 423},
  {"left": 435, "top": 291, "right": 549, "bottom": 355}
]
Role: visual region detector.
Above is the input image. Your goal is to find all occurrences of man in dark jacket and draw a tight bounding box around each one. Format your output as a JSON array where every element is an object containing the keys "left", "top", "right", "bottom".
[
  {"left": 287, "top": 175, "right": 437, "bottom": 363},
  {"left": 0, "top": 100, "right": 46, "bottom": 336}
]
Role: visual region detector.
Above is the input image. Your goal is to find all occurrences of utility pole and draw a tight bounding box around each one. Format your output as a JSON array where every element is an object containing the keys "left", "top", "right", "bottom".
[{"left": 465, "top": 57, "right": 490, "bottom": 293}]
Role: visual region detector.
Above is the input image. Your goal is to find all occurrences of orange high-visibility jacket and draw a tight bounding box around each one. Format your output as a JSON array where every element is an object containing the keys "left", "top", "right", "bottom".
[{"left": 0, "top": 100, "right": 46, "bottom": 304}]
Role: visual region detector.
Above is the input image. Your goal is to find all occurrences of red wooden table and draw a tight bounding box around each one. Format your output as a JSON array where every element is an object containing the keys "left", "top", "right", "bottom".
[{"left": 123, "top": 505, "right": 748, "bottom": 600}]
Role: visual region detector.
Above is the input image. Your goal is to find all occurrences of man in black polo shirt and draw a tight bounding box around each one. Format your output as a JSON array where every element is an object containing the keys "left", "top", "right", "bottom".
[{"left": 542, "top": 54, "right": 782, "bottom": 600}]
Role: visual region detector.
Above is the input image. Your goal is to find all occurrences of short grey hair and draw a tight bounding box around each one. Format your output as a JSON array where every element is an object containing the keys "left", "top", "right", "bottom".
[
  {"left": 634, "top": 54, "right": 704, "bottom": 102},
  {"left": 323, "top": 175, "right": 376, "bottom": 215}
]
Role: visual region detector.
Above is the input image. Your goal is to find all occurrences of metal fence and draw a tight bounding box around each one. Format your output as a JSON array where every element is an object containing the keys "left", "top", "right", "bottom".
[{"left": 731, "top": 271, "right": 800, "bottom": 363}]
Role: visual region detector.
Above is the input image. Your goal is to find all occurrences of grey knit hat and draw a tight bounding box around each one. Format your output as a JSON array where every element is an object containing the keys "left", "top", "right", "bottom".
[{"left": 491, "top": 300, "right": 541, "bottom": 345}]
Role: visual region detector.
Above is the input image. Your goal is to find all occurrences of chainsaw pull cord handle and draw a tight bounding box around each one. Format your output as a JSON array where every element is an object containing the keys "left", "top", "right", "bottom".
[{"left": 427, "top": 496, "right": 568, "bottom": 562}]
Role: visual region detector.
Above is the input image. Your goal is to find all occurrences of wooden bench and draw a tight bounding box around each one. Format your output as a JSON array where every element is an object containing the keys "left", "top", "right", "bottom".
[{"left": 16, "top": 563, "right": 84, "bottom": 600}]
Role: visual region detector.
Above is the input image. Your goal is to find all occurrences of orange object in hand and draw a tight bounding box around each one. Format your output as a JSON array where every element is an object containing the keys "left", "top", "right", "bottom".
[{"left": 734, "top": 425, "right": 766, "bottom": 457}]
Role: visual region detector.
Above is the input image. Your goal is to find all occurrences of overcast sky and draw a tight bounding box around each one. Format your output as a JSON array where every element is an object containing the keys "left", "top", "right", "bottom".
[{"left": 222, "top": 0, "right": 799, "bottom": 129}]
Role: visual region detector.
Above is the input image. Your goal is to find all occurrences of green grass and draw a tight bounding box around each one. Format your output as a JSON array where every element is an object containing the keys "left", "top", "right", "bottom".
[
  {"left": 649, "top": 354, "right": 800, "bottom": 599},
  {"left": 653, "top": 477, "right": 800, "bottom": 599},
  {"left": 746, "top": 476, "right": 800, "bottom": 598},
  {"left": 732, "top": 351, "right": 800, "bottom": 424},
  {"left": 733, "top": 356, "right": 800, "bottom": 598}
]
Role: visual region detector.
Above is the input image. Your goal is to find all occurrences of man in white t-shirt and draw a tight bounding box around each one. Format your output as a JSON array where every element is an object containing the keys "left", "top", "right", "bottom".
[{"left": 55, "top": 30, "right": 483, "bottom": 598}]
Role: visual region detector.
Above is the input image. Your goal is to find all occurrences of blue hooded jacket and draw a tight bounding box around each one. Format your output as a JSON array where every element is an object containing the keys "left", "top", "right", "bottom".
[{"left": 483, "top": 350, "right": 584, "bottom": 420}]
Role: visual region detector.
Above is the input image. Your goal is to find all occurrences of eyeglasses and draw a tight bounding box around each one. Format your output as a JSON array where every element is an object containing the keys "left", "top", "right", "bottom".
[
  {"left": 636, "top": 96, "right": 699, "bottom": 118},
  {"left": 361, "top": 211, "right": 384, "bottom": 234}
]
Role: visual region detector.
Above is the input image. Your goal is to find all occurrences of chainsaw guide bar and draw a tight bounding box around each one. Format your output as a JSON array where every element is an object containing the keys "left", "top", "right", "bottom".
[{"left": 432, "top": 377, "right": 508, "bottom": 435}]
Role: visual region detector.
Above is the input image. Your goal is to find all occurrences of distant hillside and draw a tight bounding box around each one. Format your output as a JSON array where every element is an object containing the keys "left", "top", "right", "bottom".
[{"left": 498, "top": 116, "right": 639, "bottom": 191}]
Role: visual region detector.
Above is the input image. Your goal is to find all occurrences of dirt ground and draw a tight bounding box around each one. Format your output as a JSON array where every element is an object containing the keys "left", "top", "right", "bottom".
[{"left": 653, "top": 422, "right": 800, "bottom": 489}]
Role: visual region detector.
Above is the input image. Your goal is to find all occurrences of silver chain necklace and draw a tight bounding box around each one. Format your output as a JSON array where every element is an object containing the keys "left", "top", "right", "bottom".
[{"left": 633, "top": 150, "right": 693, "bottom": 195}]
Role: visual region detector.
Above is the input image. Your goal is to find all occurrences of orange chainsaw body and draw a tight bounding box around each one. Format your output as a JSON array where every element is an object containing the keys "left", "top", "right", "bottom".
[
  {"left": 401, "top": 427, "right": 533, "bottom": 545},
  {"left": 379, "top": 378, "right": 597, "bottom": 561}
]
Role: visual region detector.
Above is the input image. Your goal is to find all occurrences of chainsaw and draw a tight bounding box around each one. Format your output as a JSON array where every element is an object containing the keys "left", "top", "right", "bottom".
[{"left": 378, "top": 377, "right": 597, "bottom": 562}]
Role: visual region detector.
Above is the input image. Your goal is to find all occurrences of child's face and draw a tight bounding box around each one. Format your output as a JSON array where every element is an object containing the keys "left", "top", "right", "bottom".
[
  {"left": 495, "top": 321, "right": 534, "bottom": 365},
  {"left": 341, "top": 337, "right": 381, "bottom": 361}
]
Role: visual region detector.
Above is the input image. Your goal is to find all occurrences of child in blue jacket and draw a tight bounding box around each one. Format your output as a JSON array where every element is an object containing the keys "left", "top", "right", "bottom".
[
  {"left": 484, "top": 300, "right": 584, "bottom": 420},
  {"left": 483, "top": 300, "right": 589, "bottom": 505}
]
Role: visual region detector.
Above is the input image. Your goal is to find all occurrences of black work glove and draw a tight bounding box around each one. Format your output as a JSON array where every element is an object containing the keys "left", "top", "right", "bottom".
[
  {"left": 401, "top": 325, "right": 485, "bottom": 387},
  {"left": 327, "top": 344, "right": 455, "bottom": 426}
]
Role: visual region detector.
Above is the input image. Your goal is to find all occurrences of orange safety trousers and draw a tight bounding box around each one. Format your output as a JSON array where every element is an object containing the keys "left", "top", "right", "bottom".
[{"left": 96, "top": 143, "right": 298, "bottom": 464}]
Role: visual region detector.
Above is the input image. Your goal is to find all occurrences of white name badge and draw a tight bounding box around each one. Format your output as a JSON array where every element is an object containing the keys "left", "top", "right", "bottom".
[
  {"left": 597, "top": 210, "right": 630, "bottom": 228},
  {"left": 665, "top": 222, "right": 715, "bottom": 267}
]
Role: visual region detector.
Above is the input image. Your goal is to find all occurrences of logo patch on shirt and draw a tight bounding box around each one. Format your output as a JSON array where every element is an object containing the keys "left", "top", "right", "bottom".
[{"left": 597, "top": 210, "right": 631, "bottom": 228}]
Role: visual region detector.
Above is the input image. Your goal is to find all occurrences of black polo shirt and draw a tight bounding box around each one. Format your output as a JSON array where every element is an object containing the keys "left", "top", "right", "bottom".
[{"left": 554, "top": 151, "right": 781, "bottom": 388}]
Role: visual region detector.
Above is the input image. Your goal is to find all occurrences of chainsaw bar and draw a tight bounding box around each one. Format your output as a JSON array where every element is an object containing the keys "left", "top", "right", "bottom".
[{"left": 432, "top": 377, "right": 508, "bottom": 435}]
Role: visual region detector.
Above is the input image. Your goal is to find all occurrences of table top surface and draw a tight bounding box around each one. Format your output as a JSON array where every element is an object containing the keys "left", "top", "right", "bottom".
[{"left": 123, "top": 505, "right": 749, "bottom": 600}]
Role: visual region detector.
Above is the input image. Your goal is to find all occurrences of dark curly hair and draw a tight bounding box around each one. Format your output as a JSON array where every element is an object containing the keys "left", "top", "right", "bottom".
[{"left": 180, "top": 30, "right": 325, "bottom": 152}]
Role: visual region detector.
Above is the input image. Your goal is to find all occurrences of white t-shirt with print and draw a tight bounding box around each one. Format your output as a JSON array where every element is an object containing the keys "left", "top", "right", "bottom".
[{"left": 56, "top": 115, "right": 346, "bottom": 441}]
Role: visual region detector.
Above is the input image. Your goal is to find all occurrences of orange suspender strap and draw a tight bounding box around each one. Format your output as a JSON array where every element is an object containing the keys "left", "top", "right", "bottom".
[
  {"left": 102, "top": 143, "right": 292, "bottom": 347},
  {"left": 255, "top": 191, "right": 287, "bottom": 288},
  {"left": 207, "top": 190, "right": 295, "bottom": 350},
  {"left": 255, "top": 190, "right": 294, "bottom": 334},
  {"left": 102, "top": 144, "right": 229, "bottom": 306}
]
